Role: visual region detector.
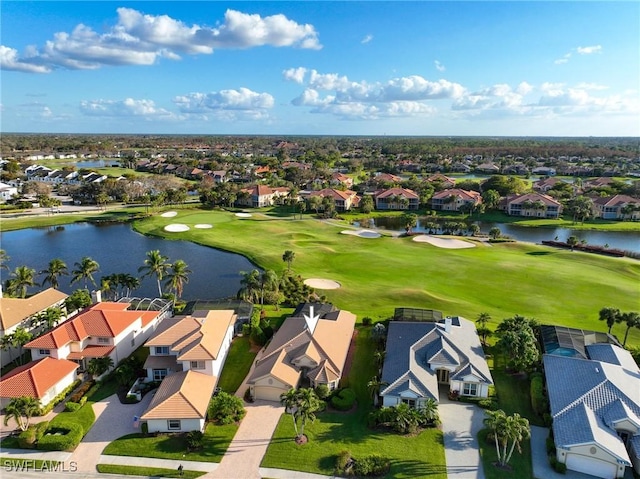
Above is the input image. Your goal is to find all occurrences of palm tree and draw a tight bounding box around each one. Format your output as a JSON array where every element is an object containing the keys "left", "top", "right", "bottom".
[
  {"left": 165, "top": 260, "right": 192, "bottom": 300},
  {"left": 484, "top": 409, "right": 508, "bottom": 465},
  {"left": 280, "top": 388, "right": 300, "bottom": 437},
  {"left": 620, "top": 311, "right": 640, "bottom": 346},
  {"left": 1, "top": 334, "right": 15, "bottom": 365},
  {"left": 100, "top": 274, "right": 115, "bottom": 300},
  {"left": 503, "top": 413, "right": 531, "bottom": 465},
  {"left": 8, "top": 266, "right": 37, "bottom": 298},
  {"left": 71, "top": 257, "right": 100, "bottom": 289},
  {"left": 3, "top": 396, "right": 42, "bottom": 431},
  {"left": 139, "top": 250, "right": 170, "bottom": 297},
  {"left": 121, "top": 274, "right": 140, "bottom": 297},
  {"left": 282, "top": 250, "right": 296, "bottom": 272},
  {"left": 420, "top": 397, "right": 440, "bottom": 426},
  {"left": 367, "top": 376, "right": 388, "bottom": 407},
  {"left": 566, "top": 235, "right": 579, "bottom": 251},
  {"left": 476, "top": 312, "right": 493, "bottom": 347},
  {"left": 39, "top": 258, "right": 69, "bottom": 290},
  {"left": 489, "top": 227, "right": 501, "bottom": 240},
  {"left": 237, "top": 270, "right": 261, "bottom": 304},
  {"left": 31, "top": 306, "right": 63, "bottom": 333},
  {"left": 0, "top": 249, "right": 10, "bottom": 271},
  {"left": 374, "top": 350, "right": 386, "bottom": 370},
  {"left": 295, "top": 388, "right": 322, "bottom": 439},
  {"left": 258, "top": 270, "right": 278, "bottom": 308},
  {"left": 10, "top": 327, "right": 32, "bottom": 365},
  {"left": 598, "top": 307, "right": 621, "bottom": 334},
  {"left": 484, "top": 409, "right": 530, "bottom": 467},
  {"left": 87, "top": 356, "right": 115, "bottom": 378}
]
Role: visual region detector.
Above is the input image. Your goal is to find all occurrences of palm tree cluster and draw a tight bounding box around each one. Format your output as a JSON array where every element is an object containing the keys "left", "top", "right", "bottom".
[
  {"left": 483, "top": 409, "right": 530, "bottom": 468},
  {"left": 138, "top": 250, "right": 192, "bottom": 300},
  {"left": 279, "top": 387, "right": 324, "bottom": 442},
  {"left": 598, "top": 307, "right": 640, "bottom": 346},
  {"left": 368, "top": 400, "right": 439, "bottom": 434},
  {"left": 3, "top": 396, "right": 42, "bottom": 431},
  {"left": 100, "top": 273, "right": 140, "bottom": 300}
]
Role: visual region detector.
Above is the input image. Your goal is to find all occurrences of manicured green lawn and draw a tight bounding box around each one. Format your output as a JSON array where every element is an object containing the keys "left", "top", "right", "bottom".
[
  {"left": 132, "top": 208, "right": 640, "bottom": 346},
  {"left": 261, "top": 327, "right": 447, "bottom": 478},
  {"left": 216, "top": 336, "right": 257, "bottom": 395},
  {"left": 96, "top": 464, "right": 205, "bottom": 478},
  {"left": 102, "top": 423, "right": 237, "bottom": 463},
  {"left": 478, "top": 429, "right": 533, "bottom": 479},
  {"left": 491, "top": 367, "right": 543, "bottom": 427}
]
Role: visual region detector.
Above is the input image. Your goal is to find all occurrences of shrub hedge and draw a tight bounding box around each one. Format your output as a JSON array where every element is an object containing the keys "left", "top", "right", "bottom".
[
  {"left": 37, "top": 423, "right": 84, "bottom": 451},
  {"left": 335, "top": 450, "right": 390, "bottom": 477},
  {"left": 39, "top": 379, "right": 82, "bottom": 415},
  {"left": 530, "top": 373, "right": 548, "bottom": 417},
  {"left": 330, "top": 388, "right": 356, "bottom": 411},
  {"left": 69, "top": 380, "right": 95, "bottom": 403}
]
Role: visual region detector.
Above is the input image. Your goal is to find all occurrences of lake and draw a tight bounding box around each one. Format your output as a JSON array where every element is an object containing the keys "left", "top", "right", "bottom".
[
  {"left": 0, "top": 223, "right": 256, "bottom": 300},
  {"left": 361, "top": 217, "right": 640, "bottom": 253}
]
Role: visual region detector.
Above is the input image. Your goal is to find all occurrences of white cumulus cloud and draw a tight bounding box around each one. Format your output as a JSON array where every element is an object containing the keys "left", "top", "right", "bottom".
[
  {"left": 283, "top": 67, "right": 307, "bottom": 84},
  {"left": 80, "top": 98, "right": 178, "bottom": 119},
  {"left": 173, "top": 87, "right": 274, "bottom": 116},
  {"left": 1, "top": 8, "right": 321, "bottom": 73},
  {"left": 577, "top": 45, "right": 602, "bottom": 55}
]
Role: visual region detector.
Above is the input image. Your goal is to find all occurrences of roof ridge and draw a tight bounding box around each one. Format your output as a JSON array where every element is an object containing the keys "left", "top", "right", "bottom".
[{"left": 555, "top": 378, "right": 608, "bottom": 417}]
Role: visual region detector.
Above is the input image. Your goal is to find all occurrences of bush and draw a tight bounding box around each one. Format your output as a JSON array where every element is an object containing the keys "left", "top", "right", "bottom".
[
  {"left": 554, "top": 461, "right": 567, "bottom": 474},
  {"left": 69, "top": 380, "right": 95, "bottom": 403},
  {"left": 330, "top": 388, "right": 356, "bottom": 411},
  {"left": 335, "top": 450, "right": 353, "bottom": 474},
  {"left": 64, "top": 402, "right": 81, "bottom": 412},
  {"left": 530, "top": 373, "right": 548, "bottom": 416},
  {"left": 208, "top": 391, "right": 246, "bottom": 425},
  {"left": 362, "top": 316, "right": 372, "bottom": 326},
  {"left": 37, "top": 423, "right": 84, "bottom": 451},
  {"left": 17, "top": 427, "right": 37, "bottom": 449},
  {"left": 546, "top": 436, "right": 556, "bottom": 455},
  {"left": 186, "top": 430, "right": 203, "bottom": 450},
  {"left": 141, "top": 422, "right": 149, "bottom": 435},
  {"left": 39, "top": 379, "right": 82, "bottom": 415},
  {"left": 314, "top": 384, "right": 331, "bottom": 400},
  {"left": 353, "top": 454, "right": 391, "bottom": 477},
  {"left": 477, "top": 398, "right": 499, "bottom": 410}
]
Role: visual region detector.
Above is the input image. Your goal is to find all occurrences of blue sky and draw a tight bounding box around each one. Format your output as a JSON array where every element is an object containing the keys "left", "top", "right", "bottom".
[{"left": 1, "top": 1, "right": 638, "bottom": 136}]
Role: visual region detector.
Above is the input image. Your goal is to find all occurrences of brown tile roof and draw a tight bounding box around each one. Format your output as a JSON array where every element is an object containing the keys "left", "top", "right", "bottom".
[
  {"left": 250, "top": 349, "right": 301, "bottom": 387},
  {"left": 140, "top": 370, "right": 216, "bottom": 420},
  {"left": 592, "top": 195, "right": 640, "bottom": 207},
  {"left": 374, "top": 173, "right": 403, "bottom": 183},
  {"left": 432, "top": 189, "right": 482, "bottom": 202},
  {"left": 506, "top": 192, "right": 561, "bottom": 207},
  {"left": 375, "top": 187, "right": 419, "bottom": 200},
  {"left": 308, "top": 188, "right": 357, "bottom": 201},
  {"left": 0, "top": 288, "right": 68, "bottom": 331},
  {"left": 0, "top": 357, "right": 78, "bottom": 399}
]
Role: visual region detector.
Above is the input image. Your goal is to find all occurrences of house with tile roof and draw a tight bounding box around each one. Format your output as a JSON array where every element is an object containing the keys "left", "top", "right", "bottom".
[
  {"left": 380, "top": 316, "right": 493, "bottom": 408},
  {"left": 25, "top": 301, "right": 163, "bottom": 374},
  {"left": 504, "top": 192, "right": 562, "bottom": 218},
  {"left": 140, "top": 370, "right": 216, "bottom": 433},
  {"left": 374, "top": 187, "right": 420, "bottom": 210},
  {"left": 544, "top": 344, "right": 640, "bottom": 478},
  {"left": 0, "top": 357, "right": 79, "bottom": 409},
  {"left": 431, "top": 189, "right": 482, "bottom": 212},
  {"left": 0, "top": 288, "right": 68, "bottom": 367},
  {"left": 235, "top": 185, "right": 290, "bottom": 208},
  {"left": 592, "top": 195, "right": 640, "bottom": 220},
  {"left": 247, "top": 303, "right": 356, "bottom": 402},
  {"left": 308, "top": 188, "right": 360, "bottom": 212},
  {"left": 331, "top": 172, "right": 354, "bottom": 188},
  {"left": 143, "top": 310, "right": 236, "bottom": 383},
  {"left": 425, "top": 174, "right": 456, "bottom": 189},
  {"left": 533, "top": 177, "right": 567, "bottom": 193}
]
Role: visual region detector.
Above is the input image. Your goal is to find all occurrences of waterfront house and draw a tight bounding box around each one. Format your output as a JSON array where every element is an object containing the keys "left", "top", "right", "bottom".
[
  {"left": 425, "top": 174, "right": 456, "bottom": 189},
  {"left": 374, "top": 187, "right": 420, "bottom": 210},
  {"left": 592, "top": 195, "right": 640, "bottom": 220},
  {"left": 504, "top": 192, "right": 562, "bottom": 218},
  {"left": 308, "top": 188, "right": 360, "bottom": 212},
  {"left": 431, "top": 189, "right": 482, "bottom": 212},
  {"left": 236, "top": 185, "right": 290, "bottom": 208}
]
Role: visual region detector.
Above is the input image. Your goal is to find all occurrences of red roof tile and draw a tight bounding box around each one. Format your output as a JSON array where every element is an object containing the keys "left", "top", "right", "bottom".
[{"left": 0, "top": 357, "right": 78, "bottom": 399}]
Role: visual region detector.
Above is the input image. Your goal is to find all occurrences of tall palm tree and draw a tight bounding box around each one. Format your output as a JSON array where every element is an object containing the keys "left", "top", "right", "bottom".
[
  {"left": 476, "top": 312, "right": 493, "bottom": 347},
  {"left": 31, "top": 306, "right": 63, "bottom": 333},
  {"left": 3, "top": 396, "right": 41, "bottom": 431},
  {"left": 10, "top": 327, "right": 32, "bottom": 365},
  {"left": 258, "top": 270, "right": 278, "bottom": 308},
  {"left": 139, "top": 250, "right": 170, "bottom": 297},
  {"left": 367, "top": 376, "right": 388, "bottom": 407},
  {"left": 295, "top": 388, "right": 322, "bottom": 439},
  {"left": 87, "top": 356, "right": 115, "bottom": 378},
  {"left": 71, "top": 257, "right": 100, "bottom": 289},
  {"left": 282, "top": 250, "right": 296, "bottom": 272},
  {"left": 39, "top": 258, "right": 69, "bottom": 289},
  {"left": 598, "top": 307, "right": 621, "bottom": 334},
  {"left": 165, "top": 260, "right": 192, "bottom": 300},
  {"left": 237, "top": 270, "right": 261, "bottom": 304},
  {"left": 279, "top": 388, "right": 300, "bottom": 437},
  {"left": 8, "top": 266, "right": 37, "bottom": 298},
  {"left": 620, "top": 311, "right": 640, "bottom": 346},
  {"left": 503, "top": 413, "right": 530, "bottom": 465},
  {"left": 484, "top": 409, "right": 508, "bottom": 465},
  {"left": 121, "top": 274, "right": 140, "bottom": 297}
]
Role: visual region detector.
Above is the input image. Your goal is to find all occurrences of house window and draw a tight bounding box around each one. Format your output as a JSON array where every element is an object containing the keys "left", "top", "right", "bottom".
[
  {"left": 153, "top": 369, "right": 168, "bottom": 381},
  {"left": 462, "top": 383, "right": 478, "bottom": 396},
  {"left": 39, "top": 349, "right": 50, "bottom": 355},
  {"left": 155, "top": 346, "right": 169, "bottom": 355},
  {"left": 190, "top": 361, "right": 205, "bottom": 370},
  {"left": 401, "top": 398, "right": 416, "bottom": 407},
  {"left": 97, "top": 337, "right": 110, "bottom": 344},
  {"left": 167, "top": 419, "right": 181, "bottom": 430}
]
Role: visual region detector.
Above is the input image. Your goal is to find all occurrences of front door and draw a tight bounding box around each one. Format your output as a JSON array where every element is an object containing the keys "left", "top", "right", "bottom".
[{"left": 437, "top": 369, "right": 450, "bottom": 384}]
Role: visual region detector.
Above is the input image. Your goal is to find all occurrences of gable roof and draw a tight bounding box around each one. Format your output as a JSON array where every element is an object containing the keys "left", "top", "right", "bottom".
[
  {"left": 25, "top": 302, "right": 158, "bottom": 349},
  {"left": 381, "top": 318, "right": 492, "bottom": 400},
  {"left": 374, "top": 187, "right": 419, "bottom": 200},
  {"left": 140, "top": 370, "right": 216, "bottom": 420},
  {"left": 248, "top": 306, "right": 356, "bottom": 387},
  {"left": 592, "top": 194, "right": 640, "bottom": 208},
  {"left": 505, "top": 192, "right": 561, "bottom": 207},
  {"left": 0, "top": 288, "right": 68, "bottom": 331},
  {"left": 308, "top": 188, "right": 357, "bottom": 201},
  {"left": 0, "top": 357, "right": 78, "bottom": 400},
  {"left": 431, "top": 189, "right": 482, "bottom": 202}
]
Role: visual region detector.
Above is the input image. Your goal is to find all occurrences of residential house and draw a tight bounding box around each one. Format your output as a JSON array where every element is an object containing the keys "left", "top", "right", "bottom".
[
  {"left": 504, "top": 192, "right": 562, "bottom": 218},
  {"left": 533, "top": 177, "right": 566, "bottom": 193},
  {"left": 502, "top": 164, "right": 530, "bottom": 175},
  {"left": 544, "top": 345, "right": 640, "bottom": 478},
  {"left": 0, "top": 357, "right": 79, "bottom": 409},
  {"left": 140, "top": 370, "right": 216, "bottom": 433},
  {"left": 235, "top": 185, "right": 290, "bottom": 208},
  {"left": 592, "top": 195, "right": 640, "bottom": 220},
  {"left": 0, "top": 288, "right": 68, "bottom": 367},
  {"left": 24, "top": 301, "right": 165, "bottom": 373},
  {"left": 475, "top": 163, "right": 500, "bottom": 174},
  {"left": 247, "top": 303, "right": 356, "bottom": 401},
  {"left": 82, "top": 172, "right": 107, "bottom": 184},
  {"left": 584, "top": 177, "right": 616, "bottom": 190},
  {"left": 431, "top": 189, "right": 482, "bottom": 212},
  {"left": 372, "top": 173, "right": 403, "bottom": 185},
  {"left": 425, "top": 174, "right": 456, "bottom": 189},
  {"left": 374, "top": 187, "right": 419, "bottom": 210},
  {"left": 331, "top": 172, "right": 354, "bottom": 188},
  {"left": 532, "top": 166, "right": 556, "bottom": 176},
  {"left": 143, "top": 310, "right": 236, "bottom": 383},
  {"left": 308, "top": 188, "right": 360, "bottom": 211},
  {"left": 380, "top": 316, "right": 493, "bottom": 408},
  {"left": 0, "top": 182, "right": 18, "bottom": 202}
]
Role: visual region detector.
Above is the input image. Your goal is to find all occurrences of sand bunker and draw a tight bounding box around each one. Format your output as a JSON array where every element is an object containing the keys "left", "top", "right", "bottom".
[
  {"left": 164, "top": 224, "right": 190, "bottom": 232},
  {"left": 304, "top": 278, "right": 342, "bottom": 290},
  {"left": 412, "top": 235, "right": 476, "bottom": 249},
  {"left": 194, "top": 224, "right": 213, "bottom": 229},
  {"left": 341, "top": 229, "right": 381, "bottom": 239},
  {"left": 235, "top": 212, "right": 252, "bottom": 218},
  {"left": 161, "top": 211, "right": 178, "bottom": 217}
]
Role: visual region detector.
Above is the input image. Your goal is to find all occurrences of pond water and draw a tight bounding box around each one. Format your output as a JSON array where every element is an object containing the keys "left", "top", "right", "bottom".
[
  {"left": 0, "top": 223, "right": 256, "bottom": 300},
  {"left": 362, "top": 216, "right": 640, "bottom": 253}
]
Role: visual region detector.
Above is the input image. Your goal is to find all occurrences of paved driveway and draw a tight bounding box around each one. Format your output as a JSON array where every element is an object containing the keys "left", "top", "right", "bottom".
[
  {"left": 69, "top": 392, "right": 155, "bottom": 472},
  {"left": 439, "top": 395, "right": 486, "bottom": 479}
]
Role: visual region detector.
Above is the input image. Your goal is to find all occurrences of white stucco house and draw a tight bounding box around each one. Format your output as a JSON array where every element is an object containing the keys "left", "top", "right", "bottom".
[{"left": 380, "top": 316, "right": 493, "bottom": 407}]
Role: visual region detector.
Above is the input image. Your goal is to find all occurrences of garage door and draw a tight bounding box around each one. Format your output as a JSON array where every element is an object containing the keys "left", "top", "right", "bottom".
[
  {"left": 254, "top": 386, "right": 285, "bottom": 402},
  {"left": 566, "top": 454, "right": 617, "bottom": 479}
]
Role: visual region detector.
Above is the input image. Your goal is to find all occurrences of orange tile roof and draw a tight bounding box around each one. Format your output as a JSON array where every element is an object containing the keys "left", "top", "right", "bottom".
[
  {"left": 375, "top": 187, "right": 419, "bottom": 199},
  {"left": 66, "top": 345, "right": 114, "bottom": 360},
  {"left": 0, "top": 288, "right": 68, "bottom": 331},
  {"left": 0, "top": 357, "right": 78, "bottom": 399},
  {"left": 140, "top": 370, "right": 216, "bottom": 420}
]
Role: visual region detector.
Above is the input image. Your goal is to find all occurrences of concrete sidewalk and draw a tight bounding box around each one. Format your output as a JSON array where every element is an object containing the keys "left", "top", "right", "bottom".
[{"left": 98, "top": 454, "right": 217, "bottom": 472}]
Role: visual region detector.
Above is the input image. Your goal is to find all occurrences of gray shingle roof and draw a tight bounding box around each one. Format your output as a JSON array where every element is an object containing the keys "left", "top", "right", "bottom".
[{"left": 586, "top": 343, "right": 640, "bottom": 372}]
